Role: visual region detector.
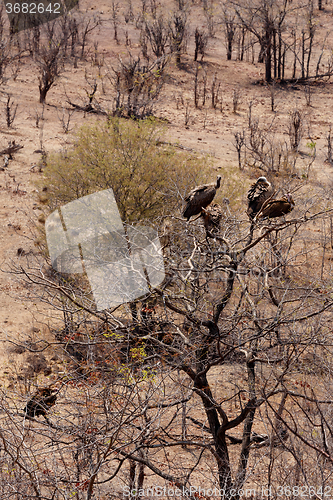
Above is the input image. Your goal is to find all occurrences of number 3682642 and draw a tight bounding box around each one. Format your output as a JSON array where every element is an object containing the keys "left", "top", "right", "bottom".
[{"left": 5, "top": 3, "right": 61, "bottom": 14}]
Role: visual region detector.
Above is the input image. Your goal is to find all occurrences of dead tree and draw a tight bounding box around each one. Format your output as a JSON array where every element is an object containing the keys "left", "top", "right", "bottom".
[
  {"left": 37, "top": 43, "right": 64, "bottom": 104},
  {"left": 222, "top": 9, "right": 237, "bottom": 61},
  {"left": 194, "top": 28, "right": 208, "bottom": 62},
  {"left": 5, "top": 94, "right": 18, "bottom": 128},
  {"left": 169, "top": 11, "right": 187, "bottom": 66},
  {"left": 144, "top": 15, "right": 170, "bottom": 59},
  {"left": 0, "top": 140, "right": 23, "bottom": 159},
  {"left": 79, "top": 15, "right": 101, "bottom": 59},
  {"left": 108, "top": 53, "right": 167, "bottom": 118}
]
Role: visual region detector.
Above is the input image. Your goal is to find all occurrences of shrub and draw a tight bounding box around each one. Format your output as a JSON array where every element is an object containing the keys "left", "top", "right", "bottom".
[{"left": 41, "top": 117, "right": 210, "bottom": 222}]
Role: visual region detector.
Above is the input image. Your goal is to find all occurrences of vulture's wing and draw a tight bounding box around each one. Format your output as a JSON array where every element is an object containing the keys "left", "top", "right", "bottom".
[
  {"left": 183, "top": 186, "right": 216, "bottom": 219},
  {"left": 247, "top": 183, "right": 272, "bottom": 203},
  {"left": 185, "top": 184, "right": 209, "bottom": 202},
  {"left": 247, "top": 185, "right": 275, "bottom": 218},
  {"left": 257, "top": 196, "right": 294, "bottom": 219},
  {"left": 191, "top": 186, "right": 215, "bottom": 205}
]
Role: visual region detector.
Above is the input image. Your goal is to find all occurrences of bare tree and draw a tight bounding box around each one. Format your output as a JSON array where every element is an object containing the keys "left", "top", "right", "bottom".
[
  {"left": 238, "top": 109, "right": 302, "bottom": 175},
  {"left": 194, "top": 28, "right": 208, "bottom": 62},
  {"left": 124, "top": 0, "right": 135, "bottom": 23},
  {"left": 111, "top": 1, "right": 120, "bottom": 44},
  {"left": 169, "top": 11, "right": 187, "bottom": 66},
  {"left": 228, "top": 0, "right": 317, "bottom": 82},
  {"left": 108, "top": 53, "right": 167, "bottom": 118},
  {"left": 36, "top": 42, "right": 65, "bottom": 104},
  {"left": 69, "top": 16, "right": 79, "bottom": 59},
  {"left": 288, "top": 109, "right": 303, "bottom": 152},
  {"left": 78, "top": 15, "right": 101, "bottom": 59},
  {"left": 211, "top": 72, "right": 222, "bottom": 110},
  {"left": 222, "top": 7, "right": 237, "bottom": 61},
  {"left": 228, "top": 0, "right": 333, "bottom": 83},
  {"left": 233, "top": 129, "right": 245, "bottom": 169},
  {"left": 203, "top": 0, "right": 216, "bottom": 38},
  {"left": 326, "top": 126, "right": 333, "bottom": 166},
  {"left": 34, "top": 20, "right": 70, "bottom": 104},
  {"left": 4, "top": 183, "right": 333, "bottom": 498},
  {"left": 229, "top": 0, "right": 291, "bottom": 82},
  {"left": 144, "top": 15, "right": 170, "bottom": 59},
  {"left": 5, "top": 94, "right": 18, "bottom": 128},
  {"left": 0, "top": 16, "right": 21, "bottom": 85},
  {"left": 57, "top": 106, "right": 76, "bottom": 133},
  {"left": 232, "top": 88, "right": 241, "bottom": 113}
]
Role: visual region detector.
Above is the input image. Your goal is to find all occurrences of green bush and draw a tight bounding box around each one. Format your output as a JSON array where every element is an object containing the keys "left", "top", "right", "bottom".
[{"left": 42, "top": 117, "right": 210, "bottom": 222}]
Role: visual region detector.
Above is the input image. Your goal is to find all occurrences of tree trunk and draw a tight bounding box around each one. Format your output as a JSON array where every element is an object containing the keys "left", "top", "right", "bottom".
[
  {"left": 278, "top": 29, "right": 282, "bottom": 80},
  {"left": 273, "top": 29, "right": 277, "bottom": 79},
  {"left": 264, "top": 25, "right": 273, "bottom": 82},
  {"left": 258, "top": 37, "right": 265, "bottom": 64},
  {"left": 129, "top": 460, "right": 136, "bottom": 491},
  {"left": 39, "top": 86, "right": 48, "bottom": 104},
  {"left": 240, "top": 27, "right": 246, "bottom": 62},
  {"left": 306, "top": 26, "right": 315, "bottom": 78},
  {"left": 234, "top": 354, "right": 256, "bottom": 496},
  {"left": 301, "top": 30, "right": 305, "bottom": 79},
  {"left": 227, "top": 32, "right": 233, "bottom": 60},
  {"left": 194, "top": 373, "right": 232, "bottom": 495},
  {"left": 292, "top": 30, "right": 297, "bottom": 79}
]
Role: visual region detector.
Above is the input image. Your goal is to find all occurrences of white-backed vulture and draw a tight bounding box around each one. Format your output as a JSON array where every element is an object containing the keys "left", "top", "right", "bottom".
[
  {"left": 201, "top": 203, "right": 223, "bottom": 234},
  {"left": 183, "top": 175, "right": 221, "bottom": 220},
  {"left": 247, "top": 176, "right": 273, "bottom": 220},
  {"left": 257, "top": 193, "right": 295, "bottom": 219}
]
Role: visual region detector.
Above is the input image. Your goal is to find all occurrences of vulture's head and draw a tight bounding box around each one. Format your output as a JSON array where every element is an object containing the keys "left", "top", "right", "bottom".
[
  {"left": 283, "top": 193, "right": 295, "bottom": 206},
  {"left": 256, "top": 176, "right": 271, "bottom": 188}
]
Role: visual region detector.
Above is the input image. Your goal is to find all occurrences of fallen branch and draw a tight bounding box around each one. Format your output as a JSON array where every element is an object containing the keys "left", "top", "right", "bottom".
[{"left": 0, "top": 140, "right": 23, "bottom": 158}]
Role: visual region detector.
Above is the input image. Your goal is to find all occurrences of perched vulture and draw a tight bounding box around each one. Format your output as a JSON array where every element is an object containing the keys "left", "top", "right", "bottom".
[
  {"left": 247, "top": 176, "right": 273, "bottom": 220},
  {"left": 201, "top": 203, "right": 223, "bottom": 234},
  {"left": 183, "top": 175, "right": 222, "bottom": 221},
  {"left": 23, "top": 387, "right": 57, "bottom": 418},
  {"left": 257, "top": 193, "right": 295, "bottom": 219}
]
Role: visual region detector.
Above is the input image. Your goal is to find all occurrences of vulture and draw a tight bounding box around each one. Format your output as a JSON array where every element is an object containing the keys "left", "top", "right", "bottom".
[
  {"left": 201, "top": 203, "right": 223, "bottom": 235},
  {"left": 23, "top": 387, "right": 57, "bottom": 418},
  {"left": 183, "top": 175, "right": 222, "bottom": 221},
  {"left": 247, "top": 177, "right": 273, "bottom": 220},
  {"left": 257, "top": 193, "right": 295, "bottom": 219}
]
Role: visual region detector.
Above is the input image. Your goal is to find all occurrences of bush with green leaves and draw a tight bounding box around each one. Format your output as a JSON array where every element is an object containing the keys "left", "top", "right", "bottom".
[{"left": 42, "top": 117, "right": 210, "bottom": 222}]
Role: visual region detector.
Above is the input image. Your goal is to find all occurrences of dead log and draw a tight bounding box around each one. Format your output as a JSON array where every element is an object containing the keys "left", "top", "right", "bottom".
[{"left": 0, "top": 140, "right": 23, "bottom": 159}]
